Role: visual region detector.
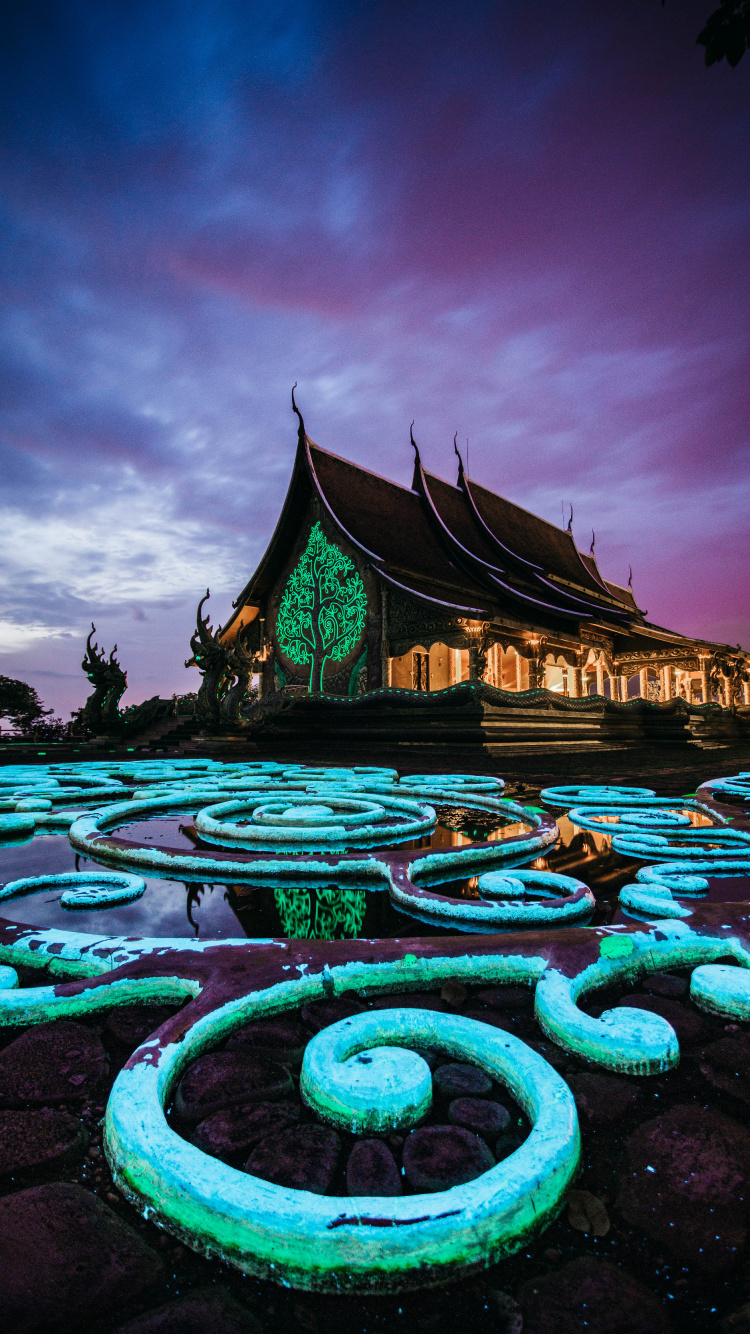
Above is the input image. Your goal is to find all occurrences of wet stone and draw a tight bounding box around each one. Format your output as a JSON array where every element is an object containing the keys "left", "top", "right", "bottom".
[
  {"left": 403, "top": 1125, "right": 494, "bottom": 1192},
  {"left": 494, "top": 1131, "right": 525, "bottom": 1161},
  {"left": 105, "top": 1006, "right": 179, "bottom": 1052},
  {"left": 0, "top": 1108, "right": 89, "bottom": 1179},
  {"left": 346, "top": 1138, "right": 402, "bottom": 1196},
  {"left": 616, "top": 1103, "right": 750, "bottom": 1271},
  {"left": 300, "top": 998, "right": 365, "bottom": 1032},
  {"left": 112, "top": 1287, "right": 262, "bottom": 1334},
  {"left": 433, "top": 1062, "right": 492, "bottom": 1099},
  {"left": 463, "top": 1008, "right": 539, "bottom": 1042},
  {"left": 175, "top": 1053, "right": 293, "bottom": 1123},
  {"left": 615, "top": 994, "right": 705, "bottom": 1046},
  {"left": 226, "top": 1016, "right": 309, "bottom": 1063},
  {"left": 440, "top": 980, "right": 467, "bottom": 1006},
  {"left": 475, "top": 985, "right": 533, "bottom": 1010},
  {"left": 245, "top": 1124, "right": 341, "bottom": 1193},
  {"left": 517, "top": 1256, "right": 671, "bottom": 1334},
  {"left": 0, "top": 1021, "right": 109, "bottom": 1108},
  {"left": 448, "top": 1097, "right": 510, "bottom": 1135},
  {"left": 646, "top": 972, "right": 688, "bottom": 999},
  {"left": 0, "top": 1183, "right": 163, "bottom": 1334},
  {"left": 567, "top": 1072, "right": 640, "bottom": 1126},
  {"left": 700, "top": 1033, "right": 750, "bottom": 1105},
  {"left": 193, "top": 1100, "right": 301, "bottom": 1161},
  {"left": 411, "top": 1046, "right": 441, "bottom": 1071}
]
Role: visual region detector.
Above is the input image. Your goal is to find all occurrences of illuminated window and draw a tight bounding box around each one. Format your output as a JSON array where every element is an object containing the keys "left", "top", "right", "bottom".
[{"left": 276, "top": 523, "right": 367, "bottom": 693}]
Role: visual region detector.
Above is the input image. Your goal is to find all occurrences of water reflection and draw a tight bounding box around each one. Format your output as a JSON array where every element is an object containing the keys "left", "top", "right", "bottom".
[
  {"left": 272, "top": 883, "right": 366, "bottom": 940},
  {"left": 2, "top": 798, "right": 744, "bottom": 943}
]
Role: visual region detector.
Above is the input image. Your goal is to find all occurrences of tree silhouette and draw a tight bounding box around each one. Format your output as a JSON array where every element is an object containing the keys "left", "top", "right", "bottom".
[
  {"left": 276, "top": 523, "right": 367, "bottom": 694},
  {"left": 697, "top": 0, "right": 750, "bottom": 65},
  {"left": 664, "top": 0, "right": 750, "bottom": 66},
  {"left": 0, "top": 675, "right": 50, "bottom": 729}
]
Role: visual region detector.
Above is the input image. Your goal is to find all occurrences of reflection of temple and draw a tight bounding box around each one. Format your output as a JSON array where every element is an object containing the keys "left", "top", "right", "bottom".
[{"left": 222, "top": 404, "right": 748, "bottom": 708}]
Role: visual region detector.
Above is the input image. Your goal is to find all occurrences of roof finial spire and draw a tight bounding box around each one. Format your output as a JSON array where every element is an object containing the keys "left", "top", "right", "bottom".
[
  {"left": 590, "top": 530, "right": 596, "bottom": 554},
  {"left": 291, "top": 382, "right": 306, "bottom": 444},
  {"left": 453, "top": 431, "right": 466, "bottom": 485},
  {"left": 628, "top": 564, "right": 633, "bottom": 590},
  {"left": 410, "top": 421, "right": 419, "bottom": 457},
  {"left": 567, "top": 503, "right": 574, "bottom": 534}
]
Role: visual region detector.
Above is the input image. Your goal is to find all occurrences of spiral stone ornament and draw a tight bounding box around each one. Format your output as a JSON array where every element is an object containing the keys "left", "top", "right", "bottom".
[
  {"left": 0, "top": 871, "right": 147, "bottom": 910},
  {"left": 194, "top": 790, "right": 437, "bottom": 852},
  {"left": 705, "top": 773, "right": 750, "bottom": 801},
  {"left": 103, "top": 989, "right": 581, "bottom": 1293},
  {"left": 393, "top": 869, "right": 594, "bottom": 931}
]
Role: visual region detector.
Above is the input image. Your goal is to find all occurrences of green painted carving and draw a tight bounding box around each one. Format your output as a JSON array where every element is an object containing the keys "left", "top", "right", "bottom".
[{"left": 276, "top": 523, "right": 367, "bottom": 693}]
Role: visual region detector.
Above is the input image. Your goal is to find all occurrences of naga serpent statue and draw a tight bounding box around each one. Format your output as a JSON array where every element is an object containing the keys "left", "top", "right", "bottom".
[
  {"left": 186, "top": 591, "right": 237, "bottom": 729},
  {"left": 80, "top": 625, "right": 129, "bottom": 734},
  {"left": 187, "top": 589, "right": 272, "bottom": 730},
  {"left": 80, "top": 624, "right": 174, "bottom": 739}
]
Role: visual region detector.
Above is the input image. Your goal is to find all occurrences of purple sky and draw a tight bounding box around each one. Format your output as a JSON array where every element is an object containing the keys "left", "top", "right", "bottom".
[{"left": 1, "top": 0, "right": 748, "bottom": 718}]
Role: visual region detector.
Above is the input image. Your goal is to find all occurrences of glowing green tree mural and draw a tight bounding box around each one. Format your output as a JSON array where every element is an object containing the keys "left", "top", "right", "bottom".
[
  {"left": 273, "top": 885, "right": 366, "bottom": 940},
  {"left": 276, "top": 523, "right": 367, "bottom": 693}
]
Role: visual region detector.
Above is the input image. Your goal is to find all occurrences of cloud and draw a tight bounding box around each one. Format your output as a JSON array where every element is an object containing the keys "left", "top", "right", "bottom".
[
  {"left": 0, "top": 621, "right": 72, "bottom": 655},
  {"left": 0, "top": 0, "right": 748, "bottom": 717},
  {"left": 0, "top": 489, "right": 239, "bottom": 608}
]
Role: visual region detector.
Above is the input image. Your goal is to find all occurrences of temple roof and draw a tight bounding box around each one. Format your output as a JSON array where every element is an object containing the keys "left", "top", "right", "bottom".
[{"left": 229, "top": 410, "right": 726, "bottom": 652}]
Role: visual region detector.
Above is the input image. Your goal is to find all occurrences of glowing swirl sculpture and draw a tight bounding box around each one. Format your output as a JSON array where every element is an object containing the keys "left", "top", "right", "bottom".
[
  {"left": 704, "top": 773, "right": 750, "bottom": 801},
  {"left": 537, "top": 780, "right": 750, "bottom": 924},
  {"left": 102, "top": 998, "right": 580, "bottom": 1293},
  {"left": 565, "top": 805, "right": 712, "bottom": 835},
  {"left": 65, "top": 774, "right": 562, "bottom": 935},
  {"left": 0, "top": 871, "right": 146, "bottom": 911},
  {"left": 611, "top": 826, "right": 750, "bottom": 860},
  {"left": 194, "top": 790, "right": 437, "bottom": 853},
  {"left": 391, "top": 869, "right": 594, "bottom": 931},
  {"left": 539, "top": 784, "right": 657, "bottom": 809},
  {"left": 0, "top": 765, "right": 747, "bottom": 1291}
]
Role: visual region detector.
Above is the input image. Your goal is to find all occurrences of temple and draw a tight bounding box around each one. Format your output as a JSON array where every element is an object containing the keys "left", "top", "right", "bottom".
[{"left": 221, "top": 402, "right": 749, "bottom": 709}]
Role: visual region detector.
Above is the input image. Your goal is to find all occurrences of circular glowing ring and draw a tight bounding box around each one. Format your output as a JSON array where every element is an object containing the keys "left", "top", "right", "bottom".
[
  {"left": 400, "top": 774, "right": 504, "bottom": 793},
  {"left": 105, "top": 1004, "right": 580, "bottom": 1292},
  {"left": 195, "top": 791, "right": 436, "bottom": 852},
  {"left": 0, "top": 871, "right": 146, "bottom": 910},
  {"left": 391, "top": 869, "right": 590, "bottom": 931},
  {"left": 69, "top": 791, "right": 396, "bottom": 882},
  {"left": 611, "top": 827, "right": 750, "bottom": 860},
  {"left": 636, "top": 857, "right": 750, "bottom": 896},
  {"left": 540, "top": 784, "right": 655, "bottom": 810},
  {"left": 567, "top": 805, "right": 707, "bottom": 835},
  {"left": 706, "top": 774, "right": 750, "bottom": 801}
]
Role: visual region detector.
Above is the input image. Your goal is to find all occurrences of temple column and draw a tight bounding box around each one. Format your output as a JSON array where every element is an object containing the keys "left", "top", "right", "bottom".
[
  {"left": 608, "top": 673, "right": 619, "bottom": 701},
  {"left": 568, "top": 665, "right": 583, "bottom": 698},
  {"left": 528, "top": 658, "right": 544, "bottom": 690},
  {"left": 595, "top": 658, "right": 605, "bottom": 696},
  {"left": 515, "top": 652, "right": 523, "bottom": 691},
  {"left": 699, "top": 657, "right": 711, "bottom": 704},
  {"left": 743, "top": 677, "right": 750, "bottom": 706},
  {"left": 620, "top": 674, "right": 630, "bottom": 702},
  {"left": 661, "top": 664, "right": 672, "bottom": 701},
  {"left": 639, "top": 667, "right": 649, "bottom": 699}
]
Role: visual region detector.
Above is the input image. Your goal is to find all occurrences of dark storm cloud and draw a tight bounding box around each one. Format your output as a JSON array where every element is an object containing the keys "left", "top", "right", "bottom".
[{"left": 0, "top": 0, "right": 748, "bottom": 713}]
